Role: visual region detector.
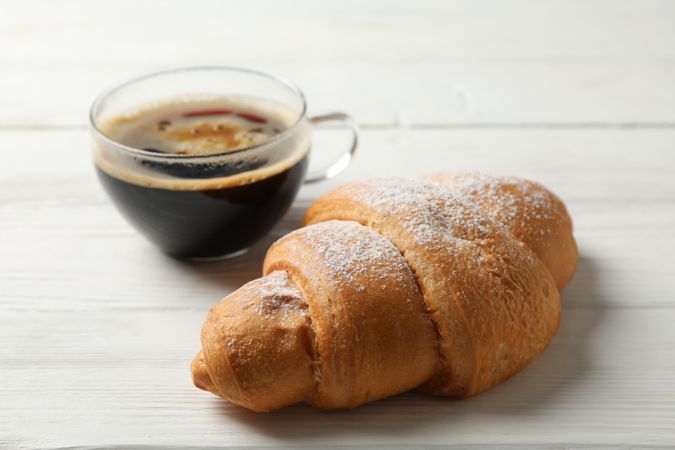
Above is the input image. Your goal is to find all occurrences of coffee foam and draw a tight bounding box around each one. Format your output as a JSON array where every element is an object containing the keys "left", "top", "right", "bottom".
[{"left": 93, "top": 95, "right": 310, "bottom": 191}]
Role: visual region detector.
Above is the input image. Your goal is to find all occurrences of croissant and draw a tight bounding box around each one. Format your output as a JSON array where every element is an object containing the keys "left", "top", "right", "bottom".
[{"left": 191, "top": 172, "right": 577, "bottom": 412}]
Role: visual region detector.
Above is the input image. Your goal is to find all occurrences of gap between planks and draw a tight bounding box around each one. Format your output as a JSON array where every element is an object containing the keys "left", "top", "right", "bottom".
[
  {"left": 10, "top": 445, "right": 673, "bottom": 450},
  {"left": 2, "top": 122, "right": 675, "bottom": 131}
]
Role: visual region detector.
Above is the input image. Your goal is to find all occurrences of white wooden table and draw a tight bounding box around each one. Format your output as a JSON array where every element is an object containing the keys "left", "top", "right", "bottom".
[{"left": 2, "top": 1, "right": 675, "bottom": 448}]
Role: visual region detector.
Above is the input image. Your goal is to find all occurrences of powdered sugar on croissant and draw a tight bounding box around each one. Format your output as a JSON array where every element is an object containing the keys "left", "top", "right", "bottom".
[{"left": 192, "top": 173, "right": 577, "bottom": 411}]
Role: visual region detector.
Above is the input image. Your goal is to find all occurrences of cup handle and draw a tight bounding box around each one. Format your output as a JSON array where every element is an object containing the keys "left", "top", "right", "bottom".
[{"left": 303, "top": 112, "right": 359, "bottom": 184}]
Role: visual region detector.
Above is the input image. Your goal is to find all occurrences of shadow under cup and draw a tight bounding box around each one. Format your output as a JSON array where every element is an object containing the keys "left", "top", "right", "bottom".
[{"left": 90, "top": 67, "right": 322, "bottom": 259}]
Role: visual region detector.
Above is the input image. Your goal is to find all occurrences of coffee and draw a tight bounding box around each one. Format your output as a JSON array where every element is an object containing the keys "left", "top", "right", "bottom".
[
  {"left": 94, "top": 96, "right": 309, "bottom": 258},
  {"left": 106, "top": 97, "right": 289, "bottom": 157}
]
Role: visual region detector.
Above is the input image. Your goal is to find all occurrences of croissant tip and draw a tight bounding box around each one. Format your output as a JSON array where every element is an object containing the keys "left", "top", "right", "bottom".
[{"left": 191, "top": 350, "right": 215, "bottom": 393}]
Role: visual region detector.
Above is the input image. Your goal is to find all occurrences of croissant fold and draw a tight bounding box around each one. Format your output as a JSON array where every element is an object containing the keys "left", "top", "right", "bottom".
[{"left": 192, "top": 172, "right": 578, "bottom": 411}]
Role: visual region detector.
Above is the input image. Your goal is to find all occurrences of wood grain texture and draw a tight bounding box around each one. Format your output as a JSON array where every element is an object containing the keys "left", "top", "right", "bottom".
[
  {"left": 1, "top": 0, "right": 675, "bottom": 448},
  {"left": 1, "top": 0, "right": 675, "bottom": 126},
  {"left": 1, "top": 127, "right": 675, "bottom": 449}
]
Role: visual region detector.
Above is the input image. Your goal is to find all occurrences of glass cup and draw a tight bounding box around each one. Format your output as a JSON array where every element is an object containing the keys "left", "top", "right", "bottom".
[{"left": 90, "top": 66, "right": 358, "bottom": 259}]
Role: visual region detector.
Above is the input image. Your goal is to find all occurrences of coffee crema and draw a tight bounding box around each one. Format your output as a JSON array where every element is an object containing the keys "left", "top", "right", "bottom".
[{"left": 93, "top": 95, "right": 310, "bottom": 258}]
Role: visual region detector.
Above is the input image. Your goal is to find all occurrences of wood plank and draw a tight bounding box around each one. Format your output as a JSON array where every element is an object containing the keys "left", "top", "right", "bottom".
[
  {"left": 1, "top": 307, "right": 674, "bottom": 448},
  {"left": 4, "top": 0, "right": 674, "bottom": 62},
  {"left": 1, "top": 128, "right": 673, "bottom": 317},
  {"left": 1, "top": 0, "right": 675, "bottom": 126},
  {"left": 4, "top": 62, "right": 675, "bottom": 127}
]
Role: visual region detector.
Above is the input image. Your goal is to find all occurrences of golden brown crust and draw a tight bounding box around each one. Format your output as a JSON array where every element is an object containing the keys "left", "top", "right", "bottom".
[
  {"left": 193, "top": 173, "right": 573, "bottom": 410},
  {"left": 195, "top": 270, "right": 315, "bottom": 411},
  {"left": 425, "top": 172, "right": 578, "bottom": 291},
  {"left": 263, "top": 220, "right": 438, "bottom": 408},
  {"left": 194, "top": 220, "right": 438, "bottom": 410},
  {"left": 304, "top": 178, "right": 560, "bottom": 397}
]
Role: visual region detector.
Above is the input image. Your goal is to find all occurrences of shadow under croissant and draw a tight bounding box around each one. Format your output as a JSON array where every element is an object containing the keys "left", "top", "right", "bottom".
[{"left": 204, "top": 254, "right": 607, "bottom": 439}]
